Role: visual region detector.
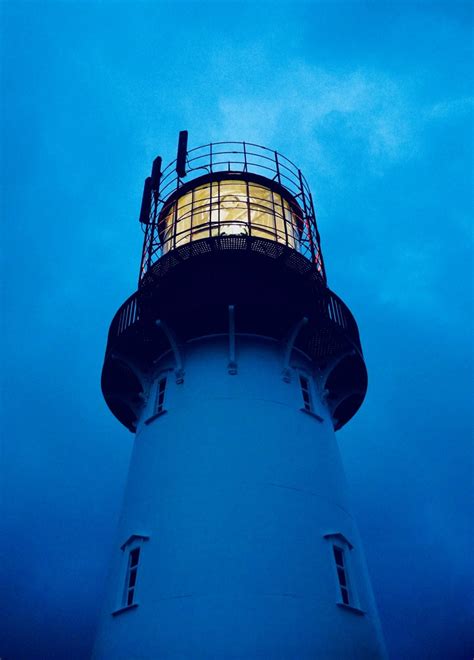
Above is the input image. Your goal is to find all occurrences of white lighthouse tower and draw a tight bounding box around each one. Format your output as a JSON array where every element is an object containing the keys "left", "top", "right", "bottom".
[{"left": 93, "top": 133, "right": 387, "bottom": 659}]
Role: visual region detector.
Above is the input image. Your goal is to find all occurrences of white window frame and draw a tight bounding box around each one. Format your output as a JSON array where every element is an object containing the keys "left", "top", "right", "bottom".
[
  {"left": 298, "top": 372, "right": 323, "bottom": 421},
  {"left": 112, "top": 534, "right": 149, "bottom": 616},
  {"left": 154, "top": 376, "right": 167, "bottom": 415},
  {"left": 332, "top": 543, "right": 351, "bottom": 606},
  {"left": 145, "top": 373, "right": 170, "bottom": 426},
  {"left": 122, "top": 546, "right": 140, "bottom": 608},
  {"left": 323, "top": 532, "right": 364, "bottom": 615},
  {"left": 299, "top": 373, "right": 313, "bottom": 411}
]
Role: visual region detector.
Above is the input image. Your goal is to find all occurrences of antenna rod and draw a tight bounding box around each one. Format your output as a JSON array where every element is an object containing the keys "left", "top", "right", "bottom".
[
  {"left": 176, "top": 130, "right": 188, "bottom": 178},
  {"left": 139, "top": 177, "right": 152, "bottom": 224},
  {"left": 151, "top": 156, "right": 162, "bottom": 200}
]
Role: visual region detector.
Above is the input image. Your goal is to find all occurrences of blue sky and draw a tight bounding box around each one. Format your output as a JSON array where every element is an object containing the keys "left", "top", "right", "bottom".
[{"left": 1, "top": 1, "right": 473, "bottom": 658}]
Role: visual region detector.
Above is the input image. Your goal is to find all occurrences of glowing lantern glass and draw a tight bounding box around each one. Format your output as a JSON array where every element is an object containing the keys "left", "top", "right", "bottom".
[{"left": 159, "top": 179, "right": 301, "bottom": 253}]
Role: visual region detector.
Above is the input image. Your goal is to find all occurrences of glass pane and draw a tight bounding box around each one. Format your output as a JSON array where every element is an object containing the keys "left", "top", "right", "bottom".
[
  {"left": 177, "top": 191, "right": 193, "bottom": 221},
  {"left": 129, "top": 568, "right": 137, "bottom": 588},
  {"left": 191, "top": 184, "right": 211, "bottom": 241},
  {"left": 249, "top": 184, "right": 275, "bottom": 240},
  {"left": 175, "top": 191, "right": 192, "bottom": 247},
  {"left": 249, "top": 184, "right": 273, "bottom": 212},
  {"left": 283, "top": 199, "right": 297, "bottom": 249},
  {"left": 333, "top": 546, "right": 344, "bottom": 567},
  {"left": 300, "top": 376, "right": 312, "bottom": 411},
  {"left": 220, "top": 180, "right": 247, "bottom": 197},
  {"left": 193, "top": 184, "right": 210, "bottom": 211},
  {"left": 130, "top": 548, "right": 140, "bottom": 568},
  {"left": 161, "top": 207, "right": 175, "bottom": 252},
  {"left": 274, "top": 195, "right": 287, "bottom": 244},
  {"left": 160, "top": 179, "right": 301, "bottom": 253},
  {"left": 156, "top": 378, "right": 166, "bottom": 413},
  {"left": 341, "top": 587, "right": 349, "bottom": 605},
  {"left": 219, "top": 182, "right": 248, "bottom": 236},
  {"left": 337, "top": 567, "right": 347, "bottom": 587}
]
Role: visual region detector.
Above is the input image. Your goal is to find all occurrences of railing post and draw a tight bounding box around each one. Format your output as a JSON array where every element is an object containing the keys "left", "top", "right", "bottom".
[
  {"left": 137, "top": 142, "right": 327, "bottom": 283},
  {"left": 217, "top": 180, "right": 221, "bottom": 238},
  {"left": 245, "top": 179, "right": 251, "bottom": 237},
  {"left": 173, "top": 196, "right": 178, "bottom": 251},
  {"left": 298, "top": 168, "right": 314, "bottom": 262},
  {"left": 274, "top": 151, "right": 281, "bottom": 185},
  {"left": 148, "top": 195, "right": 159, "bottom": 274},
  {"left": 309, "top": 191, "right": 326, "bottom": 282},
  {"left": 209, "top": 180, "right": 213, "bottom": 239},
  {"left": 139, "top": 227, "right": 149, "bottom": 286}
]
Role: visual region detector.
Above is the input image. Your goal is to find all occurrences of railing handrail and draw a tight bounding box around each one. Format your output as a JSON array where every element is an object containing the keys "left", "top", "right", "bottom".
[
  {"left": 159, "top": 141, "right": 309, "bottom": 181},
  {"left": 110, "top": 243, "right": 358, "bottom": 357},
  {"left": 151, "top": 142, "right": 313, "bottom": 214},
  {"left": 139, "top": 141, "right": 325, "bottom": 284}
]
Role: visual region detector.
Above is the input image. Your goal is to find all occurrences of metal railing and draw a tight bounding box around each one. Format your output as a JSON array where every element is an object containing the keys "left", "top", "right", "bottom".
[
  {"left": 108, "top": 274, "right": 360, "bottom": 357},
  {"left": 139, "top": 142, "right": 326, "bottom": 284}
]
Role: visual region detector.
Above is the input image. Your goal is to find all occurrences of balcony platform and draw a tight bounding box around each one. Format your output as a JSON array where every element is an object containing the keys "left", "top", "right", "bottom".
[{"left": 102, "top": 237, "right": 367, "bottom": 432}]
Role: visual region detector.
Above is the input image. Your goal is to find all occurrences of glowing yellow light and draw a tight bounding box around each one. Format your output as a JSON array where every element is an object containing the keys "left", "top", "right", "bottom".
[{"left": 160, "top": 180, "right": 300, "bottom": 253}]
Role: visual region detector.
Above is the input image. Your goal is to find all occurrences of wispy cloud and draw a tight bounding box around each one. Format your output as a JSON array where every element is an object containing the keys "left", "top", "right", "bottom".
[
  {"left": 210, "top": 56, "right": 472, "bottom": 325},
  {"left": 214, "top": 60, "right": 472, "bottom": 180}
]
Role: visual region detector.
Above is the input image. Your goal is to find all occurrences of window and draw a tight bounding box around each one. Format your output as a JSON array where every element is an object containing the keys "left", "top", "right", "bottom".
[
  {"left": 155, "top": 377, "right": 167, "bottom": 415},
  {"left": 160, "top": 179, "right": 299, "bottom": 253},
  {"left": 113, "top": 534, "right": 149, "bottom": 615},
  {"left": 123, "top": 547, "right": 140, "bottom": 607},
  {"left": 299, "top": 375, "right": 313, "bottom": 412},
  {"left": 323, "top": 531, "right": 363, "bottom": 614},
  {"left": 145, "top": 375, "right": 169, "bottom": 425},
  {"left": 333, "top": 545, "right": 350, "bottom": 605},
  {"left": 298, "top": 374, "right": 323, "bottom": 421}
]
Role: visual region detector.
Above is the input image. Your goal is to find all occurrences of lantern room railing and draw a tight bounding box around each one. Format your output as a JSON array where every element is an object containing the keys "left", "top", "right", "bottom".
[
  {"left": 107, "top": 272, "right": 362, "bottom": 359},
  {"left": 139, "top": 142, "right": 326, "bottom": 285}
]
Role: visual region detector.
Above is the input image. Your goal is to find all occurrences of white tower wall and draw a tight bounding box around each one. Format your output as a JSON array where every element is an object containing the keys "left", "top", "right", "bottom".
[{"left": 93, "top": 336, "right": 386, "bottom": 659}]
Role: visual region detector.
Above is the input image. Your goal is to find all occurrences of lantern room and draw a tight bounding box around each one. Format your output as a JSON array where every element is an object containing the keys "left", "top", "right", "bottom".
[
  {"left": 138, "top": 135, "right": 326, "bottom": 283},
  {"left": 158, "top": 175, "right": 301, "bottom": 253}
]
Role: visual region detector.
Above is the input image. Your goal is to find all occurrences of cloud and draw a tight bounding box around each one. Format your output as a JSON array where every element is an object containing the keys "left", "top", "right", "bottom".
[
  {"left": 426, "top": 95, "right": 474, "bottom": 120},
  {"left": 214, "top": 60, "right": 472, "bottom": 180},
  {"left": 211, "top": 59, "right": 473, "bottom": 329}
]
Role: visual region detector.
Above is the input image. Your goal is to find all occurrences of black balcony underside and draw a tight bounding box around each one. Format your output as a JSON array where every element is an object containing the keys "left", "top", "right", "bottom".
[{"left": 102, "top": 236, "right": 367, "bottom": 431}]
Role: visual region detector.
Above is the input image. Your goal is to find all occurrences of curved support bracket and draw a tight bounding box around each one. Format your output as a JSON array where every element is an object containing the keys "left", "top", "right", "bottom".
[
  {"left": 109, "top": 352, "right": 147, "bottom": 395},
  {"left": 155, "top": 320, "right": 185, "bottom": 384},
  {"left": 327, "top": 388, "right": 366, "bottom": 414},
  {"left": 326, "top": 388, "right": 366, "bottom": 430},
  {"left": 282, "top": 317, "right": 308, "bottom": 382},
  {"left": 228, "top": 304, "right": 237, "bottom": 375},
  {"left": 318, "top": 349, "right": 356, "bottom": 393}
]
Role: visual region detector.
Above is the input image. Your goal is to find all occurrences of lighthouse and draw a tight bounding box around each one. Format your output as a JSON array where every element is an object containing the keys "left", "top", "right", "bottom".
[{"left": 93, "top": 133, "right": 387, "bottom": 658}]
